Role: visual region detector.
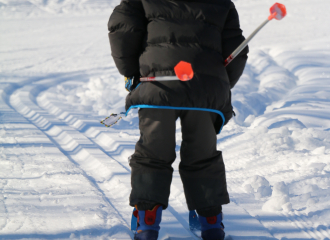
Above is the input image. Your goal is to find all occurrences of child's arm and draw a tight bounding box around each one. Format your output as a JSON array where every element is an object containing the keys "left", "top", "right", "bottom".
[
  {"left": 108, "top": 0, "right": 147, "bottom": 78},
  {"left": 222, "top": 2, "right": 249, "bottom": 89}
]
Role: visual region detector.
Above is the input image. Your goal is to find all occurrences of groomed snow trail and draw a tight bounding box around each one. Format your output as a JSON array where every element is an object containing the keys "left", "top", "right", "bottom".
[
  {"left": 1, "top": 80, "right": 133, "bottom": 239},
  {"left": 219, "top": 47, "right": 330, "bottom": 240},
  {"left": 34, "top": 76, "right": 278, "bottom": 240},
  {"left": 8, "top": 78, "right": 201, "bottom": 239},
  {"left": 1, "top": 0, "right": 330, "bottom": 239}
]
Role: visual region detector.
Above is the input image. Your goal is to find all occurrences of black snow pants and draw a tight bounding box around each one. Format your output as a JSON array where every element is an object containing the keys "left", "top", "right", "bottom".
[{"left": 129, "top": 108, "right": 229, "bottom": 217}]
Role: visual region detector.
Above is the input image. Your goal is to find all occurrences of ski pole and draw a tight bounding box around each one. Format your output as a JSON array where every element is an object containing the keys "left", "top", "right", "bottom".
[
  {"left": 140, "top": 61, "right": 194, "bottom": 82},
  {"left": 224, "top": 2, "right": 287, "bottom": 66}
]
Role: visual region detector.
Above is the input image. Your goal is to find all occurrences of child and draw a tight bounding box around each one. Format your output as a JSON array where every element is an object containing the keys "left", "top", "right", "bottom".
[{"left": 108, "top": 0, "right": 248, "bottom": 239}]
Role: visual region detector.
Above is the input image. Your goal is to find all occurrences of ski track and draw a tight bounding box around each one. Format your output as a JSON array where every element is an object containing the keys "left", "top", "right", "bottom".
[
  {"left": 1, "top": 81, "right": 133, "bottom": 239},
  {"left": 33, "top": 70, "right": 294, "bottom": 239},
  {"left": 285, "top": 213, "right": 328, "bottom": 239},
  {"left": 5, "top": 69, "right": 279, "bottom": 239},
  {"left": 0, "top": 179, "right": 9, "bottom": 232},
  {"left": 6, "top": 78, "right": 201, "bottom": 239},
  {"left": 32, "top": 72, "right": 286, "bottom": 239},
  {"left": 219, "top": 47, "right": 330, "bottom": 240}
]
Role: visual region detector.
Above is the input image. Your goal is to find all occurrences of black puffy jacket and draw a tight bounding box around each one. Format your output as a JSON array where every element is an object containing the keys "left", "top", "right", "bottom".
[{"left": 108, "top": 0, "right": 248, "bottom": 133}]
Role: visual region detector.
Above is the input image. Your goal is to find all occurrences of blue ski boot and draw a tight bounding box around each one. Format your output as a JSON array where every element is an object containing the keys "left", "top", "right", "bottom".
[
  {"left": 199, "top": 213, "right": 225, "bottom": 240},
  {"left": 134, "top": 204, "right": 162, "bottom": 240}
]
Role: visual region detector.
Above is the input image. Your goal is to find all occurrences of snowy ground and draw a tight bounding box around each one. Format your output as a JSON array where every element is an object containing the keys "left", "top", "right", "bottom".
[{"left": 1, "top": 0, "right": 330, "bottom": 239}]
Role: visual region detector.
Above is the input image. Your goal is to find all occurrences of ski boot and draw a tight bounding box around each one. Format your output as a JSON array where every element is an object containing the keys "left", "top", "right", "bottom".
[
  {"left": 199, "top": 213, "right": 225, "bottom": 240},
  {"left": 134, "top": 204, "right": 163, "bottom": 240}
]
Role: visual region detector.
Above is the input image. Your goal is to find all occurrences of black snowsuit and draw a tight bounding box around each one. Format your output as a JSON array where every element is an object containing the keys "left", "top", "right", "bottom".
[{"left": 108, "top": 0, "right": 248, "bottom": 215}]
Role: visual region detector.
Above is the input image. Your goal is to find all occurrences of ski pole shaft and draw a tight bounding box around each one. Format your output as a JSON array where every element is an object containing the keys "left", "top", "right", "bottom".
[
  {"left": 140, "top": 76, "right": 181, "bottom": 82},
  {"left": 224, "top": 18, "right": 271, "bottom": 67}
]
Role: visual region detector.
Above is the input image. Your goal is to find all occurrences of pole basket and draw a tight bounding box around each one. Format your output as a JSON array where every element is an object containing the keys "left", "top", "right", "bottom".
[
  {"left": 269, "top": 3, "right": 287, "bottom": 20},
  {"left": 174, "top": 61, "right": 194, "bottom": 81}
]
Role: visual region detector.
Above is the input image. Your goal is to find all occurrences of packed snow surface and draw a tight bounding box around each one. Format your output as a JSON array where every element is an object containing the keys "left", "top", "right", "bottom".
[{"left": 1, "top": 0, "right": 330, "bottom": 239}]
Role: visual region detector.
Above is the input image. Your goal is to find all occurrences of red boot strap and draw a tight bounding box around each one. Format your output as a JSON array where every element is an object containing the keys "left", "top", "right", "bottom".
[
  {"left": 206, "top": 216, "right": 217, "bottom": 224},
  {"left": 145, "top": 204, "right": 161, "bottom": 226}
]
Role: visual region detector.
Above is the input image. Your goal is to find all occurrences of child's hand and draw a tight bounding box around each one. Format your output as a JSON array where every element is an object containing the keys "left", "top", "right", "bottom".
[
  {"left": 125, "top": 76, "right": 141, "bottom": 92},
  {"left": 125, "top": 76, "right": 134, "bottom": 92}
]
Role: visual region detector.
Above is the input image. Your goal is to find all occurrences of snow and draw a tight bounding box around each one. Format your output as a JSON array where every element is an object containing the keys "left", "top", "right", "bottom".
[{"left": 1, "top": 0, "right": 330, "bottom": 239}]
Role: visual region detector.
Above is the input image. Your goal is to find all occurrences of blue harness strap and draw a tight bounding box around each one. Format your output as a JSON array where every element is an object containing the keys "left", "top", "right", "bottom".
[{"left": 125, "top": 104, "right": 225, "bottom": 133}]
